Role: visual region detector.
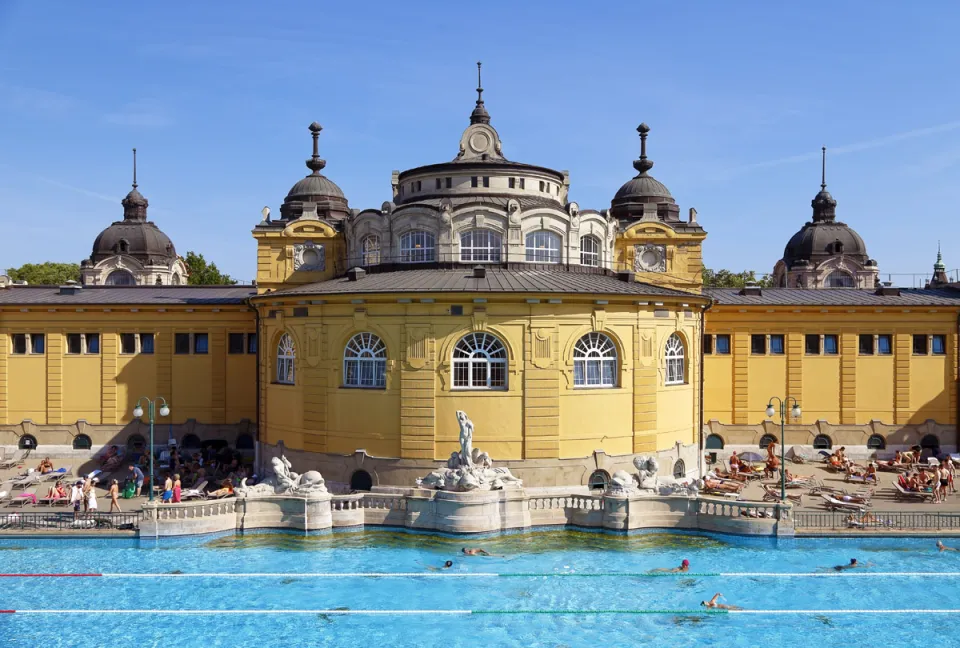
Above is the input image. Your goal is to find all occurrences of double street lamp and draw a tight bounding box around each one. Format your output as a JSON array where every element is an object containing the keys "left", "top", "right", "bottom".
[
  {"left": 765, "top": 397, "right": 801, "bottom": 503},
  {"left": 133, "top": 397, "right": 170, "bottom": 502}
]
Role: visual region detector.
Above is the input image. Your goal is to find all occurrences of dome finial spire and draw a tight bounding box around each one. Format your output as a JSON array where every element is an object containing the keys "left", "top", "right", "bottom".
[
  {"left": 476, "top": 61, "right": 483, "bottom": 105},
  {"left": 469, "top": 61, "right": 491, "bottom": 125},
  {"left": 132, "top": 147, "right": 138, "bottom": 189},
  {"left": 633, "top": 123, "right": 654, "bottom": 175},
  {"left": 936, "top": 241, "right": 945, "bottom": 270},
  {"left": 821, "top": 146, "right": 827, "bottom": 190},
  {"left": 305, "top": 122, "right": 327, "bottom": 174}
]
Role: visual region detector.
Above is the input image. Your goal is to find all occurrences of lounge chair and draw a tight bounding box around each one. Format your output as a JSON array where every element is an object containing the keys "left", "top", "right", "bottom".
[
  {"left": 0, "top": 450, "right": 27, "bottom": 470},
  {"left": 7, "top": 488, "right": 39, "bottom": 508},
  {"left": 762, "top": 484, "right": 802, "bottom": 505},
  {"left": 180, "top": 480, "right": 208, "bottom": 500},
  {"left": 894, "top": 483, "right": 934, "bottom": 502},
  {"left": 40, "top": 466, "right": 73, "bottom": 482},
  {"left": 820, "top": 493, "right": 868, "bottom": 512},
  {"left": 845, "top": 472, "right": 878, "bottom": 485},
  {"left": 8, "top": 473, "right": 41, "bottom": 490}
]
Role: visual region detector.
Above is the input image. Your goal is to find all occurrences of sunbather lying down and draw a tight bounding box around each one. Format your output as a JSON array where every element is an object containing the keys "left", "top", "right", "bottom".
[{"left": 703, "top": 478, "right": 741, "bottom": 492}]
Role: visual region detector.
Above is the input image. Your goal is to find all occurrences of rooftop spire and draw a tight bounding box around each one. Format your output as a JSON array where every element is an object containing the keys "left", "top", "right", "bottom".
[
  {"left": 935, "top": 241, "right": 945, "bottom": 271},
  {"left": 305, "top": 122, "right": 327, "bottom": 174},
  {"left": 121, "top": 147, "right": 148, "bottom": 220},
  {"left": 469, "top": 61, "right": 491, "bottom": 125},
  {"left": 132, "top": 147, "right": 138, "bottom": 189},
  {"left": 811, "top": 145, "right": 837, "bottom": 222},
  {"left": 821, "top": 146, "right": 827, "bottom": 190},
  {"left": 633, "top": 123, "right": 654, "bottom": 175}
]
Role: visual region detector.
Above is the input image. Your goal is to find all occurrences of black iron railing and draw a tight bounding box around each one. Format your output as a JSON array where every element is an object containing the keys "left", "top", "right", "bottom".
[
  {"left": 0, "top": 511, "right": 142, "bottom": 531},
  {"left": 795, "top": 510, "right": 960, "bottom": 531}
]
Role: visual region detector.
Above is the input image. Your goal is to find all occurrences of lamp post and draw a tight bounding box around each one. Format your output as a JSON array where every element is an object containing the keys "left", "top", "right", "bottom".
[
  {"left": 765, "top": 396, "right": 801, "bottom": 503},
  {"left": 133, "top": 397, "right": 170, "bottom": 502}
]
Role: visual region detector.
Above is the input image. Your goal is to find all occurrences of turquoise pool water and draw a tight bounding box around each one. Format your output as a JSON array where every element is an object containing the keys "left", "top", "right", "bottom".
[{"left": 0, "top": 530, "right": 956, "bottom": 647}]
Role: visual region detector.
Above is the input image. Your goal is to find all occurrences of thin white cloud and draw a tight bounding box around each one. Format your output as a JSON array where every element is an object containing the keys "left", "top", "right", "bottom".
[
  {"left": 33, "top": 176, "right": 118, "bottom": 204},
  {"left": 103, "top": 99, "right": 172, "bottom": 128}
]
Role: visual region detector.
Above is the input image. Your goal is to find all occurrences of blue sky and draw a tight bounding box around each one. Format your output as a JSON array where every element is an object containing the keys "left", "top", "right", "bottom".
[{"left": 1, "top": 1, "right": 958, "bottom": 285}]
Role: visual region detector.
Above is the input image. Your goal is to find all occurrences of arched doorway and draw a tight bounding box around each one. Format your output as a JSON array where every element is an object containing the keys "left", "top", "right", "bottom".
[{"left": 350, "top": 470, "right": 373, "bottom": 492}]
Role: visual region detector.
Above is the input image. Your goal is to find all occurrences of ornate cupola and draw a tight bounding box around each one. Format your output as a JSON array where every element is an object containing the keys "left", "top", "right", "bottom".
[
  {"left": 610, "top": 123, "right": 680, "bottom": 223},
  {"left": 927, "top": 243, "right": 950, "bottom": 288},
  {"left": 278, "top": 122, "right": 350, "bottom": 223}
]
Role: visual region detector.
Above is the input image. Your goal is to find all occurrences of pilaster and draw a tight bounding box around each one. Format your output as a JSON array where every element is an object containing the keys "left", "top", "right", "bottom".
[
  {"left": 302, "top": 322, "right": 328, "bottom": 454},
  {"left": 633, "top": 324, "right": 657, "bottom": 453},
  {"left": 0, "top": 332, "right": 6, "bottom": 425},
  {"left": 523, "top": 323, "right": 559, "bottom": 459},
  {"left": 840, "top": 332, "right": 857, "bottom": 424},
  {"left": 732, "top": 332, "right": 749, "bottom": 424},
  {"left": 156, "top": 327, "right": 172, "bottom": 415},
  {"left": 100, "top": 331, "right": 118, "bottom": 424},
  {"left": 400, "top": 324, "right": 435, "bottom": 459},
  {"left": 210, "top": 327, "right": 226, "bottom": 424},
  {"left": 894, "top": 333, "right": 911, "bottom": 424},
  {"left": 45, "top": 332, "right": 62, "bottom": 425},
  {"left": 786, "top": 332, "right": 803, "bottom": 412}
]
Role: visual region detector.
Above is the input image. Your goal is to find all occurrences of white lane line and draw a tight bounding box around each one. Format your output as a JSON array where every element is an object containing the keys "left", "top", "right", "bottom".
[
  {"left": 99, "top": 571, "right": 960, "bottom": 578},
  {"left": 730, "top": 609, "right": 960, "bottom": 614},
  {"left": 13, "top": 609, "right": 472, "bottom": 615},
  {"left": 103, "top": 573, "right": 500, "bottom": 578}
]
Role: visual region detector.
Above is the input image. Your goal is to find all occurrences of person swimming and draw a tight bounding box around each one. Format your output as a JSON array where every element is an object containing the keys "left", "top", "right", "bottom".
[
  {"left": 426, "top": 560, "right": 454, "bottom": 571},
  {"left": 461, "top": 548, "right": 491, "bottom": 556},
  {"left": 649, "top": 559, "right": 690, "bottom": 573},
  {"left": 700, "top": 593, "right": 742, "bottom": 611},
  {"left": 833, "top": 558, "right": 869, "bottom": 571},
  {"left": 937, "top": 540, "right": 958, "bottom": 552}
]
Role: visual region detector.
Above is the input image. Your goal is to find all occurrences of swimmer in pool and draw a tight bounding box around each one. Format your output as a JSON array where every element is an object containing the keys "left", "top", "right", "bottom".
[
  {"left": 700, "top": 593, "right": 742, "bottom": 611},
  {"left": 649, "top": 559, "right": 690, "bottom": 573},
  {"left": 833, "top": 558, "right": 872, "bottom": 571},
  {"left": 462, "top": 548, "right": 491, "bottom": 556},
  {"left": 425, "top": 560, "right": 454, "bottom": 571},
  {"left": 937, "top": 540, "right": 958, "bottom": 552}
]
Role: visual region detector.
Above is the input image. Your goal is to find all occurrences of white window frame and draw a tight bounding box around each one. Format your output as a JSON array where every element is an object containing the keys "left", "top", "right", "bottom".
[
  {"left": 580, "top": 235, "right": 601, "bottom": 267},
  {"left": 276, "top": 333, "right": 296, "bottom": 385},
  {"left": 11, "top": 333, "right": 45, "bottom": 355},
  {"left": 452, "top": 332, "right": 507, "bottom": 390},
  {"left": 361, "top": 235, "right": 381, "bottom": 266},
  {"left": 525, "top": 230, "right": 561, "bottom": 263},
  {"left": 66, "top": 333, "right": 100, "bottom": 355},
  {"left": 343, "top": 333, "right": 387, "bottom": 388},
  {"left": 664, "top": 333, "right": 685, "bottom": 386},
  {"left": 399, "top": 231, "right": 436, "bottom": 263},
  {"left": 460, "top": 229, "right": 502, "bottom": 263},
  {"left": 573, "top": 332, "right": 617, "bottom": 388}
]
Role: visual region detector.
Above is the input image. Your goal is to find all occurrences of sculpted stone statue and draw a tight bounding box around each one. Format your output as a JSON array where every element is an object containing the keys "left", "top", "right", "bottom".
[
  {"left": 236, "top": 454, "right": 327, "bottom": 497},
  {"left": 418, "top": 411, "right": 522, "bottom": 492},
  {"left": 632, "top": 455, "right": 700, "bottom": 497}
]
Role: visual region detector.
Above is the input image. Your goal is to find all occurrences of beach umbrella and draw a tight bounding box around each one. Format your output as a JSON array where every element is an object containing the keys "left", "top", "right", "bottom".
[{"left": 738, "top": 451, "right": 765, "bottom": 463}]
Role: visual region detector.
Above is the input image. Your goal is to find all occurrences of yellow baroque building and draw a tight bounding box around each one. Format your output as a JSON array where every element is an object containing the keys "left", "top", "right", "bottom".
[{"left": 1, "top": 82, "right": 957, "bottom": 488}]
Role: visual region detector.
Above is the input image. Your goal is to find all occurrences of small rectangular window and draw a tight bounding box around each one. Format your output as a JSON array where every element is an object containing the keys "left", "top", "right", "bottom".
[
  {"left": 67, "top": 333, "right": 83, "bottom": 355},
  {"left": 445, "top": 177, "right": 452, "bottom": 189},
  {"left": 31, "top": 334, "right": 45, "bottom": 354},
  {"left": 450, "top": 305, "right": 464, "bottom": 316},
  {"left": 715, "top": 334, "right": 731, "bottom": 354},
  {"left": 539, "top": 181, "right": 545, "bottom": 192},
  {"left": 913, "top": 334, "right": 929, "bottom": 355},
  {"left": 120, "top": 333, "right": 137, "bottom": 355},
  {"left": 293, "top": 307, "right": 308, "bottom": 317},
  {"left": 194, "top": 333, "right": 209, "bottom": 354},
  {"left": 877, "top": 334, "right": 892, "bottom": 355},
  {"left": 546, "top": 182, "right": 551, "bottom": 192},
  {"left": 415, "top": 181, "right": 421, "bottom": 191},
  {"left": 508, "top": 178, "right": 516, "bottom": 189},
  {"left": 703, "top": 335, "right": 714, "bottom": 354},
  {"left": 751, "top": 334, "right": 766, "bottom": 355},
  {"left": 85, "top": 333, "right": 100, "bottom": 354},
  {"left": 247, "top": 333, "right": 258, "bottom": 354},
  {"left": 482, "top": 177, "right": 489, "bottom": 188},
  {"left": 140, "top": 333, "right": 154, "bottom": 354},
  {"left": 769, "top": 334, "right": 785, "bottom": 355},
  {"left": 519, "top": 178, "right": 525, "bottom": 189},
  {"left": 11, "top": 334, "right": 26, "bottom": 355},
  {"left": 175, "top": 333, "right": 190, "bottom": 355},
  {"left": 228, "top": 333, "right": 245, "bottom": 354},
  {"left": 435, "top": 178, "right": 442, "bottom": 190},
  {"left": 823, "top": 334, "right": 839, "bottom": 355},
  {"left": 858, "top": 334, "right": 874, "bottom": 355},
  {"left": 471, "top": 176, "right": 478, "bottom": 188},
  {"left": 805, "top": 334, "right": 821, "bottom": 355},
  {"left": 933, "top": 334, "right": 946, "bottom": 355}
]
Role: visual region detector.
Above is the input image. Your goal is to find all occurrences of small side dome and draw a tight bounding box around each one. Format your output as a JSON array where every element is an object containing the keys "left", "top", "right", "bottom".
[
  {"left": 610, "top": 123, "right": 679, "bottom": 222},
  {"left": 279, "top": 122, "right": 350, "bottom": 221}
]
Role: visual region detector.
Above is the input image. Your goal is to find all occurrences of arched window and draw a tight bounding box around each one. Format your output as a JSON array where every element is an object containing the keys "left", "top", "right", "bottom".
[
  {"left": 117, "top": 239, "right": 129, "bottom": 254},
  {"left": 350, "top": 470, "right": 373, "bottom": 492},
  {"left": 759, "top": 434, "right": 778, "bottom": 450},
  {"left": 172, "top": 274, "right": 181, "bottom": 285},
  {"left": 673, "top": 459, "right": 686, "bottom": 479},
  {"left": 127, "top": 434, "right": 146, "bottom": 452},
  {"left": 825, "top": 271, "right": 854, "bottom": 288},
  {"left": 664, "top": 334, "right": 685, "bottom": 385},
  {"left": 452, "top": 332, "right": 507, "bottom": 390},
  {"left": 580, "top": 235, "right": 601, "bottom": 267},
  {"left": 588, "top": 469, "right": 611, "bottom": 490},
  {"left": 361, "top": 235, "right": 381, "bottom": 266},
  {"left": 705, "top": 434, "right": 725, "bottom": 450},
  {"left": 921, "top": 434, "right": 941, "bottom": 452},
  {"left": 181, "top": 434, "right": 201, "bottom": 449},
  {"left": 18, "top": 434, "right": 37, "bottom": 450},
  {"left": 236, "top": 433, "right": 255, "bottom": 450},
  {"left": 343, "top": 333, "right": 387, "bottom": 388},
  {"left": 525, "top": 231, "right": 561, "bottom": 263},
  {"left": 399, "top": 231, "right": 435, "bottom": 263},
  {"left": 276, "top": 333, "right": 296, "bottom": 384},
  {"left": 813, "top": 434, "right": 833, "bottom": 450},
  {"left": 106, "top": 270, "right": 136, "bottom": 286},
  {"left": 460, "top": 229, "right": 502, "bottom": 262},
  {"left": 867, "top": 434, "right": 886, "bottom": 450},
  {"left": 72, "top": 434, "right": 92, "bottom": 450},
  {"left": 573, "top": 332, "right": 618, "bottom": 388}
]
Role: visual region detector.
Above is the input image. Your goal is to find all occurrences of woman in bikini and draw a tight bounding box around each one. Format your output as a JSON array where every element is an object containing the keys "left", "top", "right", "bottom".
[
  {"left": 172, "top": 474, "right": 182, "bottom": 503},
  {"left": 36, "top": 457, "right": 54, "bottom": 475},
  {"left": 108, "top": 479, "right": 122, "bottom": 513}
]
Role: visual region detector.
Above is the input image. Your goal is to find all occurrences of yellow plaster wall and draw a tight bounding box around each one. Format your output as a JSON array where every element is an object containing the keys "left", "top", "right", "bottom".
[
  {"left": 801, "top": 357, "right": 840, "bottom": 422},
  {"left": 7, "top": 355, "right": 45, "bottom": 422},
  {"left": 62, "top": 355, "right": 102, "bottom": 422},
  {"left": 615, "top": 221, "right": 705, "bottom": 293},
  {"left": 253, "top": 219, "right": 346, "bottom": 293}
]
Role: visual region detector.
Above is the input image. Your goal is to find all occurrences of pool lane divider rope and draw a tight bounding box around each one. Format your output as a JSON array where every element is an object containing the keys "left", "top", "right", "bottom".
[
  {"left": 7, "top": 571, "right": 960, "bottom": 578},
  {"left": 6, "top": 609, "right": 960, "bottom": 615}
]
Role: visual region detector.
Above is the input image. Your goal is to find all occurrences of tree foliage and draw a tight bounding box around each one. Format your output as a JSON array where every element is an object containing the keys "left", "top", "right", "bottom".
[
  {"left": 5, "top": 262, "right": 81, "bottom": 285},
  {"left": 183, "top": 251, "right": 237, "bottom": 285},
  {"left": 702, "top": 268, "right": 775, "bottom": 288}
]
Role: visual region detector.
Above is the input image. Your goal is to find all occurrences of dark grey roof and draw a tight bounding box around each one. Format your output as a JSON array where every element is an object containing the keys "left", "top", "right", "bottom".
[
  {"left": 265, "top": 268, "right": 701, "bottom": 299},
  {"left": 0, "top": 285, "right": 257, "bottom": 306},
  {"left": 705, "top": 287, "right": 960, "bottom": 307}
]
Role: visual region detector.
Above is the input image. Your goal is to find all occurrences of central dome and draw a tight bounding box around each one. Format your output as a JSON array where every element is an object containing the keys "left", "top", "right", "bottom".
[
  {"left": 782, "top": 221, "right": 869, "bottom": 269},
  {"left": 91, "top": 220, "right": 176, "bottom": 264}
]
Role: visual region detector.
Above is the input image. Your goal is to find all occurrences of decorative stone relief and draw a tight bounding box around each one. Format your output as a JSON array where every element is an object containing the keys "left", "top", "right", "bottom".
[
  {"left": 236, "top": 454, "right": 327, "bottom": 497},
  {"left": 532, "top": 328, "right": 552, "bottom": 369},
  {"left": 417, "top": 411, "right": 523, "bottom": 492},
  {"left": 633, "top": 456, "right": 699, "bottom": 496},
  {"left": 293, "top": 241, "right": 325, "bottom": 271},
  {"left": 507, "top": 199, "right": 522, "bottom": 227},
  {"left": 634, "top": 244, "right": 666, "bottom": 272}
]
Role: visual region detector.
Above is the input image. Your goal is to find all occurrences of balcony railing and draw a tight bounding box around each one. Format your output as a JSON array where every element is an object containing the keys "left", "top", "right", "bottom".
[{"left": 0, "top": 511, "right": 142, "bottom": 531}]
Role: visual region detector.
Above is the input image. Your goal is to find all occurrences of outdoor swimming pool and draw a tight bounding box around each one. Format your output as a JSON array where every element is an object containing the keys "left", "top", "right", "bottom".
[{"left": 0, "top": 530, "right": 956, "bottom": 647}]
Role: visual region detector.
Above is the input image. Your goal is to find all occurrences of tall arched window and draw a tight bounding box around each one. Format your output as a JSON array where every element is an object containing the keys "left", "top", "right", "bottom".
[
  {"left": 705, "top": 434, "right": 725, "bottom": 450},
  {"left": 525, "top": 231, "right": 561, "bottom": 263},
  {"left": 580, "top": 235, "right": 601, "bottom": 267},
  {"left": 276, "top": 333, "right": 296, "bottom": 384},
  {"left": 361, "top": 235, "right": 381, "bottom": 266},
  {"left": 106, "top": 270, "right": 136, "bottom": 285},
  {"left": 664, "top": 333, "right": 685, "bottom": 385},
  {"left": 813, "top": 434, "right": 832, "bottom": 450},
  {"left": 825, "top": 270, "right": 854, "bottom": 288},
  {"left": 343, "top": 332, "right": 387, "bottom": 388},
  {"left": 399, "top": 231, "right": 435, "bottom": 263},
  {"left": 673, "top": 459, "right": 686, "bottom": 479},
  {"left": 573, "top": 332, "right": 618, "bottom": 388},
  {"left": 452, "top": 332, "right": 507, "bottom": 390},
  {"left": 460, "top": 229, "right": 502, "bottom": 262}
]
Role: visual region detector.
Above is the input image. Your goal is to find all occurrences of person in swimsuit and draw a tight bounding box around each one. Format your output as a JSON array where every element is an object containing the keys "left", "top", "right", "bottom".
[
  {"left": 461, "top": 548, "right": 490, "bottom": 556},
  {"left": 36, "top": 457, "right": 54, "bottom": 474},
  {"left": 649, "top": 559, "right": 690, "bottom": 573},
  {"left": 426, "top": 560, "right": 454, "bottom": 572},
  {"left": 45, "top": 480, "right": 66, "bottom": 501},
  {"left": 172, "top": 474, "right": 182, "bottom": 503},
  {"left": 161, "top": 475, "right": 173, "bottom": 503},
  {"left": 937, "top": 540, "right": 957, "bottom": 552},
  {"left": 700, "top": 593, "right": 742, "bottom": 610},
  {"left": 834, "top": 558, "right": 872, "bottom": 571},
  {"left": 108, "top": 479, "right": 122, "bottom": 513},
  {"left": 70, "top": 481, "right": 84, "bottom": 519}
]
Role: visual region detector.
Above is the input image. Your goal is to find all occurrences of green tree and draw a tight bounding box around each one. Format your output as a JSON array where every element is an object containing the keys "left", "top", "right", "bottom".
[
  {"left": 6, "top": 262, "right": 81, "bottom": 285},
  {"left": 702, "top": 268, "right": 775, "bottom": 288},
  {"left": 183, "top": 251, "right": 237, "bottom": 285}
]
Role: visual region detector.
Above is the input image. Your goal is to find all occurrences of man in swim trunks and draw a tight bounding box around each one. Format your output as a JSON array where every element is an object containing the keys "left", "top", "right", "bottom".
[
  {"left": 700, "top": 593, "right": 742, "bottom": 610},
  {"left": 461, "top": 548, "right": 490, "bottom": 556},
  {"left": 649, "top": 559, "right": 690, "bottom": 573},
  {"left": 937, "top": 540, "right": 958, "bottom": 552}
]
